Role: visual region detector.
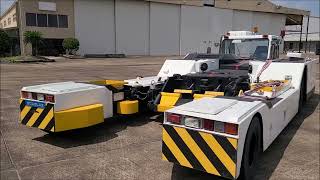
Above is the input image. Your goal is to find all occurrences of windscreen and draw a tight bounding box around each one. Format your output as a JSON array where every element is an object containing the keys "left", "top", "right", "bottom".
[{"left": 221, "top": 39, "right": 269, "bottom": 60}]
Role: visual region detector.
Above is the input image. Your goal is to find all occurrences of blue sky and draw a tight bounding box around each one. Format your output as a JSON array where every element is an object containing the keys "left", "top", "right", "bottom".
[
  {"left": 270, "top": 0, "right": 319, "bottom": 16},
  {"left": 1, "top": 0, "right": 319, "bottom": 16},
  {"left": 1, "top": 0, "right": 15, "bottom": 15}
]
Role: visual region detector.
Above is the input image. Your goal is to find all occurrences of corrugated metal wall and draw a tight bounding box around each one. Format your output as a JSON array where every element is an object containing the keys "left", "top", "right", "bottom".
[
  {"left": 115, "top": 0, "right": 150, "bottom": 55},
  {"left": 74, "top": 0, "right": 286, "bottom": 56},
  {"left": 149, "top": 2, "right": 180, "bottom": 55},
  {"left": 74, "top": 0, "right": 115, "bottom": 55}
]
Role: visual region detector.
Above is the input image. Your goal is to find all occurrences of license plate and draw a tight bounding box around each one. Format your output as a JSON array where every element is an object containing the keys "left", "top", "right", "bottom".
[
  {"left": 25, "top": 100, "right": 46, "bottom": 109},
  {"left": 185, "top": 117, "right": 201, "bottom": 128}
]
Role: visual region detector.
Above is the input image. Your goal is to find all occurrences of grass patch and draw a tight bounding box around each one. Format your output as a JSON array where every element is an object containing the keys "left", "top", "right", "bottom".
[{"left": 0, "top": 56, "right": 45, "bottom": 63}]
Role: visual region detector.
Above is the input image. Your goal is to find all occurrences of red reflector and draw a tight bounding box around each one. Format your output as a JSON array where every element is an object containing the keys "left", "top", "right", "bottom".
[
  {"left": 203, "top": 119, "right": 214, "bottom": 131},
  {"left": 167, "top": 114, "right": 182, "bottom": 124},
  {"left": 21, "top": 91, "right": 29, "bottom": 98},
  {"left": 225, "top": 123, "right": 238, "bottom": 135},
  {"left": 31, "top": 93, "right": 37, "bottom": 100},
  {"left": 45, "top": 94, "right": 55, "bottom": 103}
]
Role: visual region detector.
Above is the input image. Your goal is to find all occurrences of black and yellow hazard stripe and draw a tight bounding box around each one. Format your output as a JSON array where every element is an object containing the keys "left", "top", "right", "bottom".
[
  {"left": 162, "top": 124, "right": 237, "bottom": 179},
  {"left": 19, "top": 99, "right": 55, "bottom": 132}
]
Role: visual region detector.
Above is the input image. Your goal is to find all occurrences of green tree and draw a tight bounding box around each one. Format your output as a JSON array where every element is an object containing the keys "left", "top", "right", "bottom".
[
  {"left": 0, "top": 29, "right": 11, "bottom": 57},
  {"left": 62, "top": 38, "right": 80, "bottom": 55},
  {"left": 24, "top": 31, "right": 42, "bottom": 56}
]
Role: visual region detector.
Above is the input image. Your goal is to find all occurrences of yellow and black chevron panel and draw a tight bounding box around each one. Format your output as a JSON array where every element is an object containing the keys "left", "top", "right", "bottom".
[
  {"left": 19, "top": 99, "right": 55, "bottom": 132},
  {"left": 162, "top": 124, "right": 237, "bottom": 179}
]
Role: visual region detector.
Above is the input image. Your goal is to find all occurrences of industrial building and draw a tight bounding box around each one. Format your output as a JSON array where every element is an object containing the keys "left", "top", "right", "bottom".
[
  {"left": 284, "top": 16, "right": 320, "bottom": 54},
  {"left": 0, "top": 0, "right": 309, "bottom": 56}
]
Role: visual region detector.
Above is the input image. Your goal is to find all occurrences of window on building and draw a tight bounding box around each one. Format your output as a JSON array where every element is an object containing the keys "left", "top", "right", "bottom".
[
  {"left": 26, "top": 13, "right": 37, "bottom": 26},
  {"left": 48, "top": 14, "right": 58, "bottom": 27},
  {"left": 13, "top": 14, "right": 16, "bottom": 22},
  {"left": 289, "top": 42, "right": 293, "bottom": 49},
  {"left": 58, "top": 15, "right": 68, "bottom": 28},
  {"left": 4, "top": 20, "right": 7, "bottom": 27},
  {"left": 37, "top": 14, "right": 47, "bottom": 27},
  {"left": 0, "top": 23, "right": 2, "bottom": 28},
  {"left": 8, "top": 17, "right": 11, "bottom": 25}
]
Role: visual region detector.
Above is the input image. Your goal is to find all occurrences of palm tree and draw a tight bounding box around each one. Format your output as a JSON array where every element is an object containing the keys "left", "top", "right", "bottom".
[{"left": 24, "top": 31, "right": 43, "bottom": 56}]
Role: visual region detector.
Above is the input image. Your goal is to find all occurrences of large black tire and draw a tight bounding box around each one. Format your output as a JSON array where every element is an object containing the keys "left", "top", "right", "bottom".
[
  {"left": 239, "top": 116, "right": 262, "bottom": 180},
  {"left": 298, "top": 71, "right": 306, "bottom": 112}
]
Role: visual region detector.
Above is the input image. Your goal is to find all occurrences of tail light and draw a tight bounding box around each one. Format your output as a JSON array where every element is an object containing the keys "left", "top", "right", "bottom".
[
  {"left": 214, "top": 121, "right": 225, "bottom": 133},
  {"left": 225, "top": 123, "right": 238, "bottom": 135},
  {"left": 214, "top": 121, "right": 238, "bottom": 135},
  {"left": 31, "top": 93, "right": 37, "bottom": 100},
  {"left": 263, "top": 35, "right": 268, "bottom": 38},
  {"left": 167, "top": 113, "right": 182, "bottom": 124},
  {"left": 203, "top": 119, "right": 214, "bottom": 131},
  {"left": 37, "top": 93, "right": 45, "bottom": 101},
  {"left": 45, "top": 94, "right": 55, "bottom": 103},
  {"left": 21, "top": 91, "right": 31, "bottom": 99}
]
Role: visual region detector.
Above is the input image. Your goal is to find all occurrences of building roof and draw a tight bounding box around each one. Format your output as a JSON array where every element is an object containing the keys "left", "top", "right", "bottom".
[
  {"left": 146, "top": 0, "right": 309, "bottom": 15},
  {"left": 146, "top": 0, "right": 310, "bottom": 25},
  {"left": 145, "top": 0, "right": 204, "bottom": 6},
  {"left": 2, "top": 0, "right": 311, "bottom": 26},
  {"left": 214, "top": 0, "right": 310, "bottom": 16}
]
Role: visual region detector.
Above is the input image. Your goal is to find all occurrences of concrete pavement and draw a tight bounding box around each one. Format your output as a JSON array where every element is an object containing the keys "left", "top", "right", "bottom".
[{"left": 1, "top": 56, "right": 319, "bottom": 180}]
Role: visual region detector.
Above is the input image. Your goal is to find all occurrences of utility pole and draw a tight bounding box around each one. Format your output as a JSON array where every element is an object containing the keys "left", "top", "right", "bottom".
[
  {"left": 305, "top": 15, "right": 310, "bottom": 53},
  {"left": 298, "top": 15, "right": 303, "bottom": 53}
]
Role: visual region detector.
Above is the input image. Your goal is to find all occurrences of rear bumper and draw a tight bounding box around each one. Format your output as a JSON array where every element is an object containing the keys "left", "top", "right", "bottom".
[
  {"left": 19, "top": 99, "right": 104, "bottom": 132},
  {"left": 162, "top": 124, "right": 238, "bottom": 179},
  {"left": 20, "top": 99, "right": 55, "bottom": 132}
]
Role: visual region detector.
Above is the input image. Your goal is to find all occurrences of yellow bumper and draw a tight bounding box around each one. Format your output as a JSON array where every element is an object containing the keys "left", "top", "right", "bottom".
[
  {"left": 19, "top": 99, "right": 104, "bottom": 132},
  {"left": 162, "top": 124, "right": 237, "bottom": 179},
  {"left": 157, "top": 91, "right": 225, "bottom": 112}
]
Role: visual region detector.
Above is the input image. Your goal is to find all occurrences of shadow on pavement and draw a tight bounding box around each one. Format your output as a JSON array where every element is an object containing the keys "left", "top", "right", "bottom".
[
  {"left": 33, "top": 112, "right": 159, "bottom": 148},
  {"left": 254, "top": 93, "right": 319, "bottom": 180},
  {"left": 171, "top": 94, "right": 319, "bottom": 180}
]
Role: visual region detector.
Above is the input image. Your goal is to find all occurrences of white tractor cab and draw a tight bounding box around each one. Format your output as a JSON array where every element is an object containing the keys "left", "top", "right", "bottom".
[
  {"left": 220, "top": 31, "right": 281, "bottom": 60},
  {"left": 154, "top": 31, "right": 283, "bottom": 112},
  {"left": 161, "top": 32, "right": 317, "bottom": 179},
  {"left": 19, "top": 53, "right": 220, "bottom": 133}
]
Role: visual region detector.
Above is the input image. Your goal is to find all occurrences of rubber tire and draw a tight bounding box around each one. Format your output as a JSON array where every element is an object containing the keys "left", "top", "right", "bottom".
[
  {"left": 298, "top": 72, "right": 306, "bottom": 112},
  {"left": 239, "top": 117, "right": 262, "bottom": 180}
]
